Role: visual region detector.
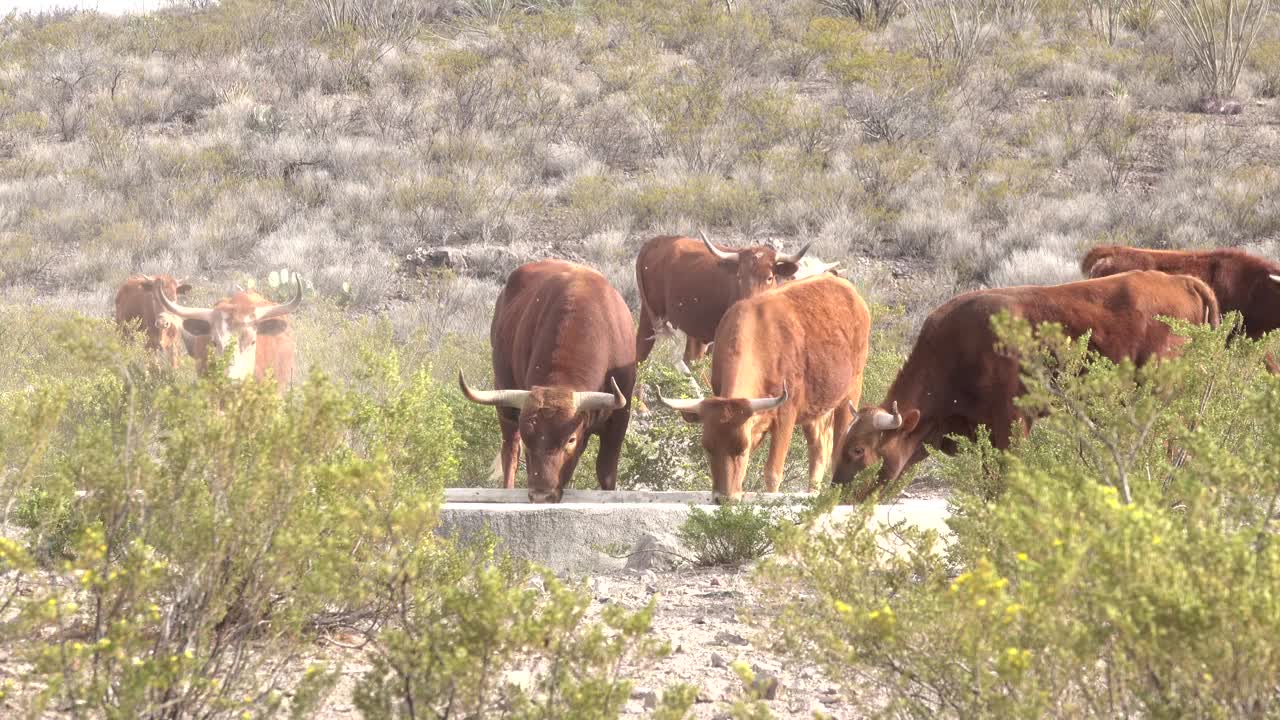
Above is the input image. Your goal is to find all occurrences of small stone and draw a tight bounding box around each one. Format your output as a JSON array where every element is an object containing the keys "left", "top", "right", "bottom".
[
  {"left": 752, "top": 674, "right": 781, "bottom": 700},
  {"left": 631, "top": 688, "right": 659, "bottom": 709},
  {"left": 692, "top": 616, "right": 708, "bottom": 625},
  {"left": 714, "top": 630, "right": 749, "bottom": 646},
  {"left": 708, "top": 576, "right": 722, "bottom": 587},
  {"left": 695, "top": 691, "right": 714, "bottom": 703},
  {"left": 710, "top": 652, "right": 728, "bottom": 668}
]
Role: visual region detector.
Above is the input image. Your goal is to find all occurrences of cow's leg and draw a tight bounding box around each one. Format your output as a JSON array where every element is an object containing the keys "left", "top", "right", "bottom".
[
  {"left": 762, "top": 418, "right": 796, "bottom": 493},
  {"left": 802, "top": 411, "right": 836, "bottom": 493},
  {"left": 683, "top": 337, "right": 713, "bottom": 389},
  {"left": 833, "top": 397, "right": 855, "bottom": 459},
  {"left": 636, "top": 305, "right": 657, "bottom": 364},
  {"left": 497, "top": 409, "right": 520, "bottom": 489},
  {"left": 595, "top": 409, "right": 631, "bottom": 491}
]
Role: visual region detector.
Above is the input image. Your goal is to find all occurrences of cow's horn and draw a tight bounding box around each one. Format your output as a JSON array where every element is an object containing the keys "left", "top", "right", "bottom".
[
  {"left": 776, "top": 242, "right": 812, "bottom": 265},
  {"left": 746, "top": 383, "right": 788, "bottom": 414},
  {"left": 872, "top": 401, "right": 904, "bottom": 431},
  {"left": 659, "top": 392, "right": 705, "bottom": 413},
  {"left": 700, "top": 230, "right": 738, "bottom": 263},
  {"left": 574, "top": 377, "right": 627, "bottom": 413},
  {"left": 1270, "top": 274, "right": 1280, "bottom": 285},
  {"left": 255, "top": 275, "right": 303, "bottom": 322},
  {"left": 154, "top": 283, "right": 215, "bottom": 323},
  {"left": 457, "top": 371, "right": 530, "bottom": 409}
]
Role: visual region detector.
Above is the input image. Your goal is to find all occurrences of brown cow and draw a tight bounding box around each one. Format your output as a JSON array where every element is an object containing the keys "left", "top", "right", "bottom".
[
  {"left": 1083, "top": 245, "right": 1280, "bottom": 352},
  {"left": 635, "top": 232, "right": 818, "bottom": 371},
  {"left": 660, "top": 274, "right": 871, "bottom": 499},
  {"left": 833, "top": 270, "right": 1220, "bottom": 498},
  {"left": 458, "top": 259, "right": 636, "bottom": 503},
  {"left": 155, "top": 277, "right": 302, "bottom": 386},
  {"left": 114, "top": 274, "right": 193, "bottom": 367}
]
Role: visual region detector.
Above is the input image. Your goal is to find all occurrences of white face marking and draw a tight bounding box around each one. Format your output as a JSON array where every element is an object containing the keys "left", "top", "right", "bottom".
[{"left": 209, "top": 313, "right": 258, "bottom": 380}]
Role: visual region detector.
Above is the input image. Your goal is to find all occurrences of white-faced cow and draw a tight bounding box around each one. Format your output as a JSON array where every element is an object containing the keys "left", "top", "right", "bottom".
[
  {"left": 155, "top": 277, "right": 302, "bottom": 386},
  {"left": 458, "top": 259, "right": 636, "bottom": 503},
  {"left": 660, "top": 274, "right": 871, "bottom": 499}
]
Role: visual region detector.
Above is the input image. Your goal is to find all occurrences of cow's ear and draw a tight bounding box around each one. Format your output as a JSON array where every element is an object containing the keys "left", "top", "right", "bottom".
[
  {"left": 176, "top": 282, "right": 192, "bottom": 295},
  {"left": 183, "top": 318, "right": 211, "bottom": 336},
  {"left": 774, "top": 261, "right": 800, "bottom": 278},
  {"left": 679, "top": 410, "right": 701, "bottom": 424},
  {"left": 140, "top": 279, "right": 156, "bottom": 291},
  {"left": 900, "top": 409, "right": 921, "bottom": 434},
  {"left": 257, "top": 318, "right": 288, "bottom": 336}
]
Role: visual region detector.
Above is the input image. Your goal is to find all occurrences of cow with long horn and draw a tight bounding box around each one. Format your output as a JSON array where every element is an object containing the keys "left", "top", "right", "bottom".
[
  {"left": 459, "top": 259, "right": 636, "bottom": 503},
  {"left": 114, "top": 274, "right": 194, "bottom": 368},
  {"left": 155, "top": 276, "right": 303, "bottom": 386},
  {"left": 1082, "top": 244, "right": 1280, "bottom": 371},
  {"left": 661, "top": 274, "right": 871, "bottom": 500},
  {"left": 635, "top": 231, "right": 818, "bottom": 372},
  {"left": 834, "top": 270, "right": 1221, "bottom": 499}
]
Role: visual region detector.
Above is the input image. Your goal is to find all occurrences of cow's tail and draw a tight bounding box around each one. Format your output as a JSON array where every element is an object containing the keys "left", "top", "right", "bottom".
[
  {"left": 1080, "top": 245, "right": 1117, "bottom": 277},
  {"left": 1188, "top": 276, "right": 1221, "bottom": 329}
]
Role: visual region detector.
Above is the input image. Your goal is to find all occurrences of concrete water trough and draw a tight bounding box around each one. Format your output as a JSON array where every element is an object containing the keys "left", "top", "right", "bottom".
[{"left": 438, "top": 488, "right": 952, "bottom": 574}]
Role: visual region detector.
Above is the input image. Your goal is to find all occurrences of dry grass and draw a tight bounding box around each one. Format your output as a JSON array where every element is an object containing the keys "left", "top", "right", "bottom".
[{"left": 1, "top": 0, "right": 1279, "bottom": 349}]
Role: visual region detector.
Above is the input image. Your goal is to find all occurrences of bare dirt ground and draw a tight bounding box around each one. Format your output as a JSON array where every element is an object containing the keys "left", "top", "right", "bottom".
[
  {"left": 302, "top": 566, "right": 858, "bottom": 720},
  {"left": 308, "top": 480, "right": 951, "bottom": 719}
]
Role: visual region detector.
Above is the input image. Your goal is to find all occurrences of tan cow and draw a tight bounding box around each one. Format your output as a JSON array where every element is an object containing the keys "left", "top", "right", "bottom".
[
  {"left": 155, "top": 277, "right": 302, "bottom": 386},
  {"left": 660, "top": 274, "right": 871, "bottom": 499},
  {"left": 114, "top": 274, "right": 193, "bottom": 367}
]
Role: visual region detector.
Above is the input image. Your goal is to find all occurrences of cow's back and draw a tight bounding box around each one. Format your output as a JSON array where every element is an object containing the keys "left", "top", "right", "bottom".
[
  {"left": 494, "top": 260, "right": 635, "bottom": 389},
  {"left": 990, "top": 270, "right": 1215, "bottom": 362},
  {"left": 712, "top": 275, "right": 870, "bottom": 417}
]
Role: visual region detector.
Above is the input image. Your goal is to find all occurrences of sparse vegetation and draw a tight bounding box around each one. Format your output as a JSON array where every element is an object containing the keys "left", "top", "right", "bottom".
[
  {"left": 5, "top": 1, "right": 1280, "bottom": 715},
  {"left": 762, "top": 314, "right": 1280, "bottom": 717}
]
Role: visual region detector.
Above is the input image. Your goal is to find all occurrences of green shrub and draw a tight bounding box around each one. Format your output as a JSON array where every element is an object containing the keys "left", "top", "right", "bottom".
[
  {"left": 0, "top": 311, "right": 703, "bottom": 719},
  {"left": 355, "top": 536, "right": 692, "bottom": 719},
  {"left": 679, "top": 500, "right": 810, "bottom": 567},
  {"left": 761, "top": 312, "right": 1280, "bottom": 717}
]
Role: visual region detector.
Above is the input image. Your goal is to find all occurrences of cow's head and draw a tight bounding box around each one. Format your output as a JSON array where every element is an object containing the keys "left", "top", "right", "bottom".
[
  {"left": 155, "top": 277, "right": 302, "bottom": 380},
  {"left": 833, "top": 401, "right": 922, "bottom": 495},
  {"left": 458, "top": 373, "right": 627, "bottom": 503},
  {"left": 135, "top": 275, "right": 191, "bottom": 367},
  {"left": 700, "top": 231, "right": 810, "bottom": 299},
  {"left": 660, "top": 386, "right": 788, "bottom": 500}
]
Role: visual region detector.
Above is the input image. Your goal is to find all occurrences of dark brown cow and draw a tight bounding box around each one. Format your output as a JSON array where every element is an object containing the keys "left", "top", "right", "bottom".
[
  {"left": 660, "top": 274, "right": 871, "bottom": 499},
  {"left": 114, "top": 274, "right": 192, "bottom": 367},
  {"left": 635, "top": 233, "right": 817, "bottom": 370},
  {"left": 458, "top": 259, "right": 636, "bottom": 503},
  {"left": 833, "top": 270, "right": 1220, "bottom": 498},
  {"left": 155, "top": 277, "right": 302, "bottom": 386},
  {"left": 1083, "top": 245, "right": 1280, "bottom": 364}
]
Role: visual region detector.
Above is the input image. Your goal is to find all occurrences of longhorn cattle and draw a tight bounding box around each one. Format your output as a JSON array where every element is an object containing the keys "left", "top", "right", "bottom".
[
  {"left": 155, "top": 277, "right": 302, "bottom": 386},
  {"left": 114, "top": 274, "right": 193, "bottom": 367},
  {"left": 458, "top": 259, "right": 636, "bottom": 503},
  {"left": 1083, "top": 245, "right": 1280, "bottom": 369},
  {"left": 660, "top": 274, "right": 871, "bottom": 499},
  {"left": 635, "top": 233, "right": 825, "bottom": 370},
  {"left": 833, "top": 270, "right": 1220, "bottom": 498}
]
